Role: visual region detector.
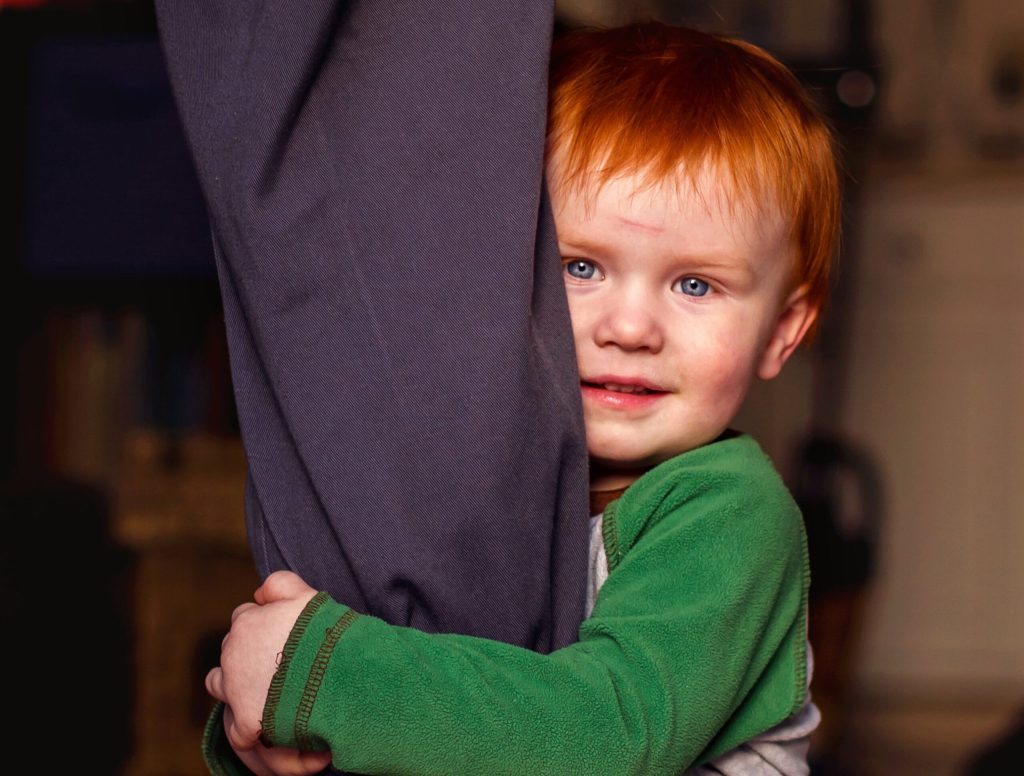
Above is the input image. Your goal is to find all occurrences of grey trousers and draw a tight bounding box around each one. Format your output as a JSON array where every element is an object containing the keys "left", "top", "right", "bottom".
[{"left": 155, "top": 0, "right": 590, "bottom": 653}]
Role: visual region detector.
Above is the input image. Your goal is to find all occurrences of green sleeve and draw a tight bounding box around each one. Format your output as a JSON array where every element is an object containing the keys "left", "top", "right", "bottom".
[{"left": 264, "top": 438, "right": 808, "bottom": 775}]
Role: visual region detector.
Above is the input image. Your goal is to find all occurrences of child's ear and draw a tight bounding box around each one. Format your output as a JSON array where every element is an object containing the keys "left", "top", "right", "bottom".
[{"left": 757, "top": 284, "right": 818, "bottom": 381}]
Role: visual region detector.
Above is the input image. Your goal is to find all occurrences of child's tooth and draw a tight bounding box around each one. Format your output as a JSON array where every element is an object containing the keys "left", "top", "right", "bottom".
[{"left": 601, "top": 383, "right": 650, "bottom": 394}]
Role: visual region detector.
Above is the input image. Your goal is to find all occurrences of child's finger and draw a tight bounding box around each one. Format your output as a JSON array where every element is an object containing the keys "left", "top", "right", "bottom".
[
  {"left": 224, "top": 705, "right": 259, "bottom": 754},
  {"left": 298, "top": 749, "right": 333, "bottom": 772},
  {"left": 231, "top": 601, "right": 257, "bottom": 623},
  {"left": 234, "top": 748, "right": 275, "bottom": 776},
  {"left": 255, "top": 570, "right": 314, "bottom": 604},
  {"left": 261, "top": 746, "right": 332, "bottom": 776},
  {"left": 205, "top": 666, "right": 226, "bottom": 701}
]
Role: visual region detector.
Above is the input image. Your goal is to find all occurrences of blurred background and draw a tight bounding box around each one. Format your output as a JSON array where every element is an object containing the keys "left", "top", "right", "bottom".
[{"left": 1, "top": 0, "right": 1022, "bottom": 774}]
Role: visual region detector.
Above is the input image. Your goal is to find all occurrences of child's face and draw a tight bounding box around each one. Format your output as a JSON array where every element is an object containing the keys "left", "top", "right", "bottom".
[{"left": 551, "top": 163, "right": 816, "bottom": 489}]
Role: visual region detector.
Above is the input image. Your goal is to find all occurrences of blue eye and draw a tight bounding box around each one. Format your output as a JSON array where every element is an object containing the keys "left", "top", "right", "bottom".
[
  {"left": 564, "top": 260, "right": 600, "bottom": 281},
  {"left": 674, "top": 277, "right": 711, "bottom": 297}
]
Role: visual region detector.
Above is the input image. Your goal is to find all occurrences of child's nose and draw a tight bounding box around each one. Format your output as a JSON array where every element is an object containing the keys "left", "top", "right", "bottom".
[{"left": 594, "top": 296, "right": 665, "bottom": 353}]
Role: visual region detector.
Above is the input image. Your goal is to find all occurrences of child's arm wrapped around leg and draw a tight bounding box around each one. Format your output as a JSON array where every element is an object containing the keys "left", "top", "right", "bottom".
[{"left": 254, "top": 438, "right": 810, "bottom": 776}]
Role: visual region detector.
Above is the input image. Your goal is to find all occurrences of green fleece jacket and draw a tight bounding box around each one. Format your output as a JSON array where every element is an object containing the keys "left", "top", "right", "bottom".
[{"left": 204, "top": 434, "right": 809, "bottom": 775}]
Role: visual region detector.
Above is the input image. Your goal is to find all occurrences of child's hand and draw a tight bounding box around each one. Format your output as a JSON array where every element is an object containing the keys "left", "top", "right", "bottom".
[
  {"left": 223, "top": 704, "right": 332, "bottom": 776},
  {"left": 206, "top": 571, "right": 319, "bottom": 752}
]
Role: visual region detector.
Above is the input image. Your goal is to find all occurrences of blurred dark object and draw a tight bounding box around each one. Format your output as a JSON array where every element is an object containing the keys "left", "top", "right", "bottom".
[
  {"left": 797, "top": 435, "right": 881, "bottom": 595},
  {"left": 139, "top": 290, "right": 234, "bottom": 467},
  {"left": 192, "top": 629, "right": 226, "bottom": 726},
  {"left": 965, "top": 708, "right": 1024, "bottom": 776},
  {"left": 23, "top": 35, "right": 214, "bottom": 278},
  {"left": 2, "top": 6, "right": 225, "bottom": 479},
  {"left": 794, "top": 434, "right": 882, "bottom": 774},
  {"left": 0, "top": 479, "right": 135, "bottom": 774},
  {"left": 781, "top": 7, "right": 885, "bottom": 768}
]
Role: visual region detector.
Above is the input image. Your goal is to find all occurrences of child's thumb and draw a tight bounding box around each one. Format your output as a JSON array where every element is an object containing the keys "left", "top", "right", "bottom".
[{"left": 255, "top": 570, "right": 316, "bottom": 604}]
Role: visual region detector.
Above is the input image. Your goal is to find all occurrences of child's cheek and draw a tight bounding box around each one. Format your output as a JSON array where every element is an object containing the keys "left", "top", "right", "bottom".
[{"left": 690, "top": 323, "right": 761, "bottom": 400}]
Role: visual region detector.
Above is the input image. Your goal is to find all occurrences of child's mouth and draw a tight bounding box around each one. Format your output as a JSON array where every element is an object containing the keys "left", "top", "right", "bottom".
[
  {"left": 581, "top": 378, "right": 667, "bottom": 394},
  {"left": 586, "top": 382, "right": 655, "bottom": 395},
  {"left": 580, "top": 379, "right": 669, "bottom": 408}
]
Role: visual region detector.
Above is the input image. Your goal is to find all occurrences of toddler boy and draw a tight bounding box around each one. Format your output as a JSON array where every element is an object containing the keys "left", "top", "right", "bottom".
[{"left": 206, "top": 21, "right": 839, "bottom": 776}]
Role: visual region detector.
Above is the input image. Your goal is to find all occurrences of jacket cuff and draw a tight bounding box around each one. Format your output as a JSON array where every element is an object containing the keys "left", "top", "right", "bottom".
[
  {"left": 201, "top": 702, "right": 256, "bottom": 776},
  {"left": 261, "top": 591, "right": 357, "bottom": 751}
]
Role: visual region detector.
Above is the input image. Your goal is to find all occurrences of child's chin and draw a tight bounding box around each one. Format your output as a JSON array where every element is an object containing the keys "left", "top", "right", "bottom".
[{"left": 587, "top": 435, "right": 687, "bottom": 468}]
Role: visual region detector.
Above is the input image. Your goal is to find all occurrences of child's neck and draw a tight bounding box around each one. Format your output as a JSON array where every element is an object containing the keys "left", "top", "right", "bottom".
[
  {"left": 588, "top": 465, "right": 644, "bottom": 517},
  {"left": 589, "top": 465, "right": 645, "bottom": 494}
]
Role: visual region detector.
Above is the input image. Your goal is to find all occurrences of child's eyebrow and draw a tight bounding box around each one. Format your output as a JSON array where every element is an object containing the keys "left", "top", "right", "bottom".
[
  {"left": 673, "top": 255, "right": 758, "bottom": 283},
  {"left": 683, "top": 255, "right": 751, "bottom": 270},
  {"left": 556, "top": 233, "right": 602, "bottom": 253}
]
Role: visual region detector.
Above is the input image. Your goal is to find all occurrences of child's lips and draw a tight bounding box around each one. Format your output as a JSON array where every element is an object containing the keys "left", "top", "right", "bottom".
[{"left": 580, "top": 376, "right": 669, "bottom": 410}]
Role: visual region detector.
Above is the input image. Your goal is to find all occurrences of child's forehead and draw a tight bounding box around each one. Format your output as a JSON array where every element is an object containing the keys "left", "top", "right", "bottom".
[{"left": 549, "top": 155, "right": 788, "bottom": 242}]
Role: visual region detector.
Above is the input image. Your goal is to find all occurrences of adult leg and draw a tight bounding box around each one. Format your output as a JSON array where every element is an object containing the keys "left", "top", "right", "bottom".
[{"left": 156, "top": 0, "right": 589, "bottom": 651}]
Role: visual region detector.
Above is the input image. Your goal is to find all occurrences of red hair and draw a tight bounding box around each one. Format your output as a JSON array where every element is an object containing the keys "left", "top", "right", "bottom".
[{"left": 547, "top": 22, "right": 840, "bottom": 311}]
